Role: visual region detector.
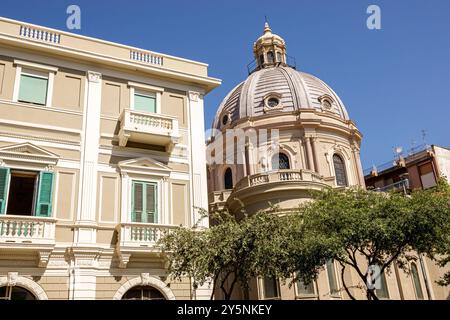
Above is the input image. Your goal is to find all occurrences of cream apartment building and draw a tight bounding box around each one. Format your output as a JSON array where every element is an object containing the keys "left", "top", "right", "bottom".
[{"left": 0, "top": 17, "right": 220, "bottom": 300}]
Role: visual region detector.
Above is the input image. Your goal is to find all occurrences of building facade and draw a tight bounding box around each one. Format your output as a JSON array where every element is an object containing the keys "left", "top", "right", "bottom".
[
  {"left": 207, "top": 23, "right": 449, "bottom": 300},
  {"left": 365, "top": 144, "right": 450, "bottom": 193},
  {"left": 0, "top": 17, "right": 220, "bottom": 300}
]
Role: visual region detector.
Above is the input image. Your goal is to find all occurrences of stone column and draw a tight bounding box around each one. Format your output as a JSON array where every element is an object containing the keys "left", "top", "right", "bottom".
[
  {"left": 311, "top": 137, "right": 320, "bottom": 174},
  {"left": 188, "top": 91, "right": 209, "bottom": 228},
  {"left": 305, "top": 137, "right": 316, "bottom": 172},
  {"left": 75, "top": 71, "right": 102, "bottom": 245}
]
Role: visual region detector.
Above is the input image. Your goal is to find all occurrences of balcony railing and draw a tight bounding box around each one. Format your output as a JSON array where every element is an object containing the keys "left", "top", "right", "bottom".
[
  {"left": 247, "top": 55, "right": 297, "bottom": 74},
  {"left": 234, "top": 169, "right": 324, "bottom": 192},
  {"left": 0, "top": 215, "right": 56, "bottom": 245},
  {"left": 116, "top": 222, "right": 177, "bottom": 248},
  {"left": 118, "top": 109, "right": 179, "bottom": 150},
  {"left": 373, "top": 179, "right": 410, "bottom": 193}
]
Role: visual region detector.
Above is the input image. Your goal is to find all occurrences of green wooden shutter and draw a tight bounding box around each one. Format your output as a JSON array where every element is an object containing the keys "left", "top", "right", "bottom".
[
  {"left": 0, "top": 168, "right": 10, "bottom": 214},
  {"left": 132, "top": 181, "right": 144, "bottom": 222},
  {"left": 36, "top": 172, "right": 54, "bottom": 217},
  {"left": 18, "top": 74, "right": 48, "bottom": 105},
  {"left": 145, "top": 183, "right": 157, "bottom": 223}
]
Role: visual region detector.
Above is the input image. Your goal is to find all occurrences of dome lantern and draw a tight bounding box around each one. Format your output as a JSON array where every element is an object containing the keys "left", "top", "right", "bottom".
[{"left": 253, "top": 21, "right": 287, "bottom": 70}]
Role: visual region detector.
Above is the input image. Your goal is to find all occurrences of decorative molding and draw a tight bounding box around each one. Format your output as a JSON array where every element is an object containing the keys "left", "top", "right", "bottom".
[
  {"left": 118, "top": 157, "right": 171, "bottom": 177},
  {"left": 0, "top": 142, "right": 60, "bottom": 166},
  {"left": 113, "top": 275, "right": 176, "bottom": 300},
  {"left": 14, "top": 59, "right": 58, "bottom": 73},
  {"left": 38, "top": 250, "right": 52, "bottom": 268},
  {"left": 0, "top": 275, "right": 48, "bottom": 300},
  {"left": 188, "top": 91, "right": 199, "bottom": 102},
  {"left": 87, "top": 71, "right": 101, "bottom": 83},
  {"left": 128, "top": 81, "right": 164, "bottom": 92},
  {"left": 7, "top": 272, "right": 18, "bottom": 286}
]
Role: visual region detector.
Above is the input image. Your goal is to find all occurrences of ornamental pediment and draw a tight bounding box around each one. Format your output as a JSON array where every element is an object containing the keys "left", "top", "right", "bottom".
[
  {"left": 0, "top": 142, "right": 60, "bottom": 165},
  {"left": 118, "top": 157, "right": 171, "bottom": 176}
]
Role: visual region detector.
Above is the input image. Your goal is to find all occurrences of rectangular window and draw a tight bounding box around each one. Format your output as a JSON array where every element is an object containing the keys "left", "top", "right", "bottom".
[
  {"left": 0, "top": 168, "right": 54, "bottom": 217},
  {"left": 326, "top": 259, "right": 339, "bottom": 296},
  {"left": 131, "top": 181, "right": 157, "bottom": 223},
  {"left": 296, "top": 277, "right": 315, "bottom": 296},
  {"left": 419, "top": 162, "right": 436, "bottom": 189},
  {"left": 18, "top": 69, "right": 49, "bottom": 105},
  {"left": 375, "top": 269, "right": 390, "bottom": 299},
  {"left": 134, "top": 92, "right": 156, "bottom": 113},
  {"left": 262, "top": 277, "right": 280, "bottom": 300}
]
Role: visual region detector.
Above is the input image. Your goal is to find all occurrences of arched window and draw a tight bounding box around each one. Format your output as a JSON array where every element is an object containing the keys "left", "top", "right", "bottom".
[
  {"left": 224, "top": 168, "right": 233, "bottom": 189},
  {"left": 0, "top": 286, "right": 36, "bottom": 300},
  {"left": 411, "top": 263, "right": 424, "bottom": 300},
  {"left": 122, "top": 286, "right": 165, "bottom": 300},
  {"left": 267, "top": 51, "right": 274, "bottom": 64},
  {"left": 375, "top": 266, "right": 389, "bottom": 299},
  {"left": 276, "top": 52, "right": 282, "bottom": 63},
  {"left": 333, "top": 154, "right": 348, "bottom": 186},
  {"left": 272, "top": 153, "right": 290, "bottom": 170}
]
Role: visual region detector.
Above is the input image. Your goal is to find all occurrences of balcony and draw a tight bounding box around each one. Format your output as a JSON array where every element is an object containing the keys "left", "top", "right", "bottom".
[
  {"left": 0, "top": 215, "right": 56, "bottom": 267},
  {"left": 115, "top": 222, "right": 177, "bottom": 268},
  {"left": 118, "top": 109, "right": 180, "bottom": 151},
  {"left": 208, "top": 190, "right": 232, "bottom": 212},
  {"left": 226, "top": 169, "right": 328, "bottom": 214}
]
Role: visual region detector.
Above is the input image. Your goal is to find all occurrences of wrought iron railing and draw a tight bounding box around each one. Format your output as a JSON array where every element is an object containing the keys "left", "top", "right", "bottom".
[{"left": 246, "top": 55, "right": 297, "bottom": 74}]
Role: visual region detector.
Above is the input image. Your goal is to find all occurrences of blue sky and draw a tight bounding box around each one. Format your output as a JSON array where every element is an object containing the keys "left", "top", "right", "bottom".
[{"left": 2, "top": 0, "right": 449, "bottom": 169}]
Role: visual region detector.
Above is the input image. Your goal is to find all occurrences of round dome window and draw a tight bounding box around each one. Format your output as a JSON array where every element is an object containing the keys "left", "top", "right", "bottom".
[
  {"left": 222, "top": 114, "right": 229, "bottom": 125},
  {"left": 267, "top": 97, "right": 280, "bottom": 108}
]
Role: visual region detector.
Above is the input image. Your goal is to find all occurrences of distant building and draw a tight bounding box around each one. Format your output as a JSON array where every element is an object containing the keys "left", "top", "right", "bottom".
[{"left": 364, "top": 144, "right": 450, "bottom": 193}]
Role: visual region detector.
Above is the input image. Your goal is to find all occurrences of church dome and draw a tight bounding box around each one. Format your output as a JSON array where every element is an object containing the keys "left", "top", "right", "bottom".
[{"left": 212, "top": 23, "right": 349, "bottom": 131}]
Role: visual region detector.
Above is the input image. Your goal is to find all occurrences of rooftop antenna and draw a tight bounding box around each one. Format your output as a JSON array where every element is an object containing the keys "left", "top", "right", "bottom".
[{"left": 421, "top": 129, "right": 428, "bottom": 145}]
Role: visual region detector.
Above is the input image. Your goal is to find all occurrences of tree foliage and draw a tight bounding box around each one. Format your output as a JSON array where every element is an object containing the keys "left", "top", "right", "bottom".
[
  {"left": 287, "top": 180, "right": 450, "bottom": 299},
  {"left": 158, "top": 209, "right": 290, "bottom": 300},
  {"left": 158, "top": 180, "right": 450, "bottom": 300}
]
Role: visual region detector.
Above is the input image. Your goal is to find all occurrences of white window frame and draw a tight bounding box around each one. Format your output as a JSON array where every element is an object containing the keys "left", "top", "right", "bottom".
[
  {"left": 13, "top": 60, "right": 58, "bottom": 107},
  {"left": 128, "top": 81, "right": 164, "bottom": 114}
]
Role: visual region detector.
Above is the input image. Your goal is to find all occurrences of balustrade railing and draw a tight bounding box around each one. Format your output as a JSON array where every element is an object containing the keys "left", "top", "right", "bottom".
[{"left": 0, "top": 215, "right": 56, "bottom": 244}]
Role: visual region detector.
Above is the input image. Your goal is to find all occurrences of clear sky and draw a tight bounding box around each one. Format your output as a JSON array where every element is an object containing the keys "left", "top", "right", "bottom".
[{"left": 2, "top": 0, "right": 449, "bottom": 169}]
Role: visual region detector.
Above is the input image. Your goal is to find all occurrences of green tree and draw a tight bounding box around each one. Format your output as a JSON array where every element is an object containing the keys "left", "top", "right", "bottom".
[
  {"left": 158, "top": 209, "right": 289, "bottom": 300},
  {"left": 287, "top": 182, "right": 450, "bottom": 300}
]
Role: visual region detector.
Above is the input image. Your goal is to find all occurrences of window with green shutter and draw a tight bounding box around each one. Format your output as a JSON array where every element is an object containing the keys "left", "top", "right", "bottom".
[
  {"left": 134, "top": 92, "right": 156, "bottom": 113},
  {"left": 0, "top": 168, "right": 10, "bottom": 214},
  {"left": 18, "top": 72, "right": 49, "bottom": 105},
  {"left": 131, "top": 181, "right": 157, "bottom": 223},
  {"left": 35, "top": 172, "right": 54, "bottom": 217}
]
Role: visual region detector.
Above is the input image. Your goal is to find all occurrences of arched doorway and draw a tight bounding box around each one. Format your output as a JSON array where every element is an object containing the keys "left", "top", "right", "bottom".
[
  {"left": 121, "top": 285, "right": 166, "bottom": 300},
  {"left": 0, "top": 286, "right": 36, "bottom": 300}
]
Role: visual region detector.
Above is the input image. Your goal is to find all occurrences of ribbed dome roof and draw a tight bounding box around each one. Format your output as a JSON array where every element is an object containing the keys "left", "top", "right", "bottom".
[{"left": 212, "top": 65, "right": 350, "bottom": 130}]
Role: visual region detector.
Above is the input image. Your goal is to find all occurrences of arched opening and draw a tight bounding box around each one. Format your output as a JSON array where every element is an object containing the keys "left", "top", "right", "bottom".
[
  {"left": 224, "top": 168, "right": 233, "bottom": 189},
  {"left": 0, "top": 286, "right": 36, "bottom": 300},
  {"left": 121, "top": 285, "right": 166, "bottom": 300},
  {"left": 333, "top": 154, "right": 348, "bottom": 186},
  {"left": 411, "top": 263, "right": 424, "bottom": 300},
  {"left": 267, "top": 51, "right": 274, "bottom": 64},
  {"left": 272, "top": 153, "right": 290, "bottom": 170}
]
